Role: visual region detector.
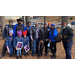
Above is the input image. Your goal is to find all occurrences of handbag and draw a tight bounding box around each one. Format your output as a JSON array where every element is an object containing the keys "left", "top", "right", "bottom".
[{"left": 54, "top": 35, "right": 61, "bottom": 42}]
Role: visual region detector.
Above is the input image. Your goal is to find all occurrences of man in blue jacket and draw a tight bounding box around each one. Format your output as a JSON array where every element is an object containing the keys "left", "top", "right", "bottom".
[
  {"left": 13, "top": 18, "right": 27, "bottom": 38},
  {"left": 13, "top": 18, "right": 26, "bottom": 55}
]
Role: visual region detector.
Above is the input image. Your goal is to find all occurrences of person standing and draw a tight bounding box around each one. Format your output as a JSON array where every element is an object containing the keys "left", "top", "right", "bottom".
[
  {"left": 26, "top": 21, "right": 33, "bottom": 50},
  {"left": 48, "top": 23, "right": 58, "bottom": 59},
  {"left": 39, "top": 23, "right": 49, "bottom": 57},
  {"left": 6, "top": 30, "right": 14, "bottom": 57},
  {"left": 47, "top": 22, "right": 51, "bottom": 30},
  {"left": 1, "top": 20, "right": 14, "bottom": 58},
  {"left": 13, "top": 30, "right": 23, "bottom": 59},
  {"left": 13, "top": 18, "right": 26, "bottom": 55},
  {"left": 62, "top": 22, "right": 74, "bottom": 59},
  {"left": 30, "top": 23, "right": 40, "bottom": 56}
]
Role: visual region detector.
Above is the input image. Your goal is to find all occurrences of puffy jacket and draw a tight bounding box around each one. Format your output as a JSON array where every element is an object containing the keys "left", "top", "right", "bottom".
[
  {"left": 62, "top": 26, "right": 74, "bottom": 42},
  {"left": 6, "top": 36, "right": 13, "bottom": 47},
  {"left": 49, "top": 28, "right": 58, "bottom": 42},
  {"left": 13, "top": 36, "right": 23, "bottom": 48}
]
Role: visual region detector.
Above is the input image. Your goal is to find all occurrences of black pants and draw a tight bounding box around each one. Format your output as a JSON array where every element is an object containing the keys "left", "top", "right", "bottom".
[
  {"left": 1, "top": 43, "right": 7, "bottom": 56},
  {"left": 50, "top": 42, "right": 56, "bottom": 55},
  {"left": 39, "top": 41, "right": 48, "bottom": 55}
]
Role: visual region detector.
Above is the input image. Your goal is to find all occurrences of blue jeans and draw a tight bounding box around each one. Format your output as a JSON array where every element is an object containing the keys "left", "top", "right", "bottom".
[
  {"left": 17, "top": 50, "right": 21, "bottom": 56},
  {"left": 32, "top": 39, "right": 36, "bottom": 55},
  {"left": 9, "top": 47, "right": 13, "bottom": 55},
  {"left": 63, "top": 41, "right": 73, "bottom": 59},
  {"left": 32, "top": 39, "right": 39, "bottom": 55}
]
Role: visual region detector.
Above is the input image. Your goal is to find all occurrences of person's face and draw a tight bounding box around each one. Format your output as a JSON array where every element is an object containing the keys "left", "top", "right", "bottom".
[
  {"left": 9, "top": 22, "right": 13, "bottom": 25},
  {"left": 18, "top": 21, "right": 22, "bottom": 24},
  {"left": 18, "top": 35, "right": 21, "bottom": 37},
  {"left": 36, "top": 23, "right": 38, "bottom": 26},
  {"left": 62, "top": 24, "right": 66, "bottom": 27},
  {"left": 44, "top": 25, "right": 47, "bottom": 28},
  {"left": 9, "top": 33, "right": 13, "bottom": 36},
  {"left": 51, "top": 26, "right": 55, "bottom": 29},
  {"left": 28, "top": 23, "right": 31, "bottom": 27},
  {"left": 24, "top": 35, "right": 26, "bottom": 38},
  {"left": 48, "top": 24, "right": 51, "bottom": 27}
]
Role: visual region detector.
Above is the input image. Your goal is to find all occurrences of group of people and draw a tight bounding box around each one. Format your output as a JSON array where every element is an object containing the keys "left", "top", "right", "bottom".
[{"left": 0, "top": 18, "right": 74, "bottom": 59}]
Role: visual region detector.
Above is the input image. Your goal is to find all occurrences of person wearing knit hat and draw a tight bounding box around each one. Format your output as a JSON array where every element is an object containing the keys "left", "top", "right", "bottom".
[
  {"left": 47, "top": 22, "right": 51, "bottom": 30},
  {"left": 23, "top": 30, "right": 30, "bottom": 56},
  {"left": 6, "top": 30, "right": 14, "bottom": 57},
  {"left": 48, "top": 23, "right": 58, "bottom": 59},
  {"left": 13, "top": 30, "right": 23, "bottom": 59}
]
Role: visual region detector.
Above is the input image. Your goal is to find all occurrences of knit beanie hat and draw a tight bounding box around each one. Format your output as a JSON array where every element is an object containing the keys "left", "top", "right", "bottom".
[
  {"left": 17, "top": 30, "right": 22, "bottom": 36},
  {"left": 9, "top": 29, "right": 13, "bottom": 34},
  {"left": 51, "top": 23, "right": 55, "bottom": 27},
  {"left": 23, "top": 30, "right": 27, "bottom": 35}
]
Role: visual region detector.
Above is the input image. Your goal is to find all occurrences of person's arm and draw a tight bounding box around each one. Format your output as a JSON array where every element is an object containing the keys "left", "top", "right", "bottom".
[
  {"left": 13, "top": 37, "right": 17, "bottom": 48},
  {"left": 27, "top": 37, "right": 30, "bottom": 45},
  {"left": 65, "top": 29, "right": 74, "bottom": 40},
  {"left": 6, "top": 37, "right": 8, "bottom": 47},
  {"left": 6, "top": 37, "right": 10, "bottom": 53},
  {"left": 30, "top": 29, "right": 33, "bottom": 41}
]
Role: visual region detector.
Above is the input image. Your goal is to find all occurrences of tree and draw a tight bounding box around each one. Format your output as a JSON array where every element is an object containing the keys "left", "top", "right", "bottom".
[
  {"left": 0, "top": 16, "right": 6, "bottom": 33},
  {"left": 44, "top": 16, "right": 46, "bottom": 23},
  {"left": 26, "top": 16, "right": 30, "bottom": 26}
]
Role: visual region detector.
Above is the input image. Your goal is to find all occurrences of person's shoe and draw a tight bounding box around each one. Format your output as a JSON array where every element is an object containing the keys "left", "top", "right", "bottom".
[
  {"left": 17, "top": 56, "right": 19, "bottom": 59},
  {"left": 0, "top": 55, "right": 4, "bottom": 58},
  {"left": 32, "top": 54, "right": 35, "bottom": 56},
  {"left": 51, "top": 55, "right": 56, "bottom": 59},
  {"left": 27, "top": 53, "right": 29, "bottom": 56},
  {"left": 24, "top": 54, "right": 27, "bottom": 57},
  {"left": 38, "top": 54, "right": 42, "bottom": 58},
  {"left": 20, "top": 56, "right": 22, "bottom": 59},
  {"left": 10, "top": 55, "right": 12, "bottom": 57}
]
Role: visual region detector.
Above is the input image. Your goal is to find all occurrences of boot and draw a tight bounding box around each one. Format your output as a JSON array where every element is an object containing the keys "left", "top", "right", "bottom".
[
  {"left": 51, "top": 54, "right": 56, "bottom": 59},
  {"left": 20, "top": 55, "right": 22, "bottom": 59},
  {"left": 24, "top": 54, "right": 27, "bottom": 57},
  {"left": 27, "top": 53, "right": 29, "bottom": 56},
  {"left": 17, "top": 56, "right": 19, "bottom": 59},
  {"left": 0, "top": 55, "right": 5, "bottom": 58}
]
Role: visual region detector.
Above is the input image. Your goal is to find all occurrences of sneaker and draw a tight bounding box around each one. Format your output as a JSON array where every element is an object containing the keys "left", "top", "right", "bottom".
[{"left": 38, "top": 54, "right": 42, "bottom": 58}]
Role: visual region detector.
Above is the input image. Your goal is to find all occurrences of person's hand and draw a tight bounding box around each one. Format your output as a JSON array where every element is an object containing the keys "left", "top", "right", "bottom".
[
  {"left": 40, "top": 40, "right": 44, "bottom": 44},
  {"left": 4, "top": 38, "right": 6, "bottom": 42},
  {"left": 7, "top": 47, "right": 10, "bottom": 53},
  {"left": 15, "top": 47, "right": 17, "bottom": 50},
  {"left": 48, "top": 39, "right": 51, "bottom": 42},
  {"left": 31, "top": 39, "right": 34, "bottom": 42}
]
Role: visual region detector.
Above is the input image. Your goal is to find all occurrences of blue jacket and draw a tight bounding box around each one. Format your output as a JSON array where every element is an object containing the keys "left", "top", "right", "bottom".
[
  {"left": 23, "top": 36, "right": 30, "bottom": 47},
  {"left": 13, "top": 36, "right": 23, "bottom": 48},
  {"left": 49, "top": 28, "right": 58, "bottom": 42},
  {"left": 6, "top": 36, "right": 13, "bottom": 47},
  {"left": 47, "top": 26, "right": 51, "bottom": 30},
  {"left": 13, "top": 24, "right": 27, "bottom": 38}
]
